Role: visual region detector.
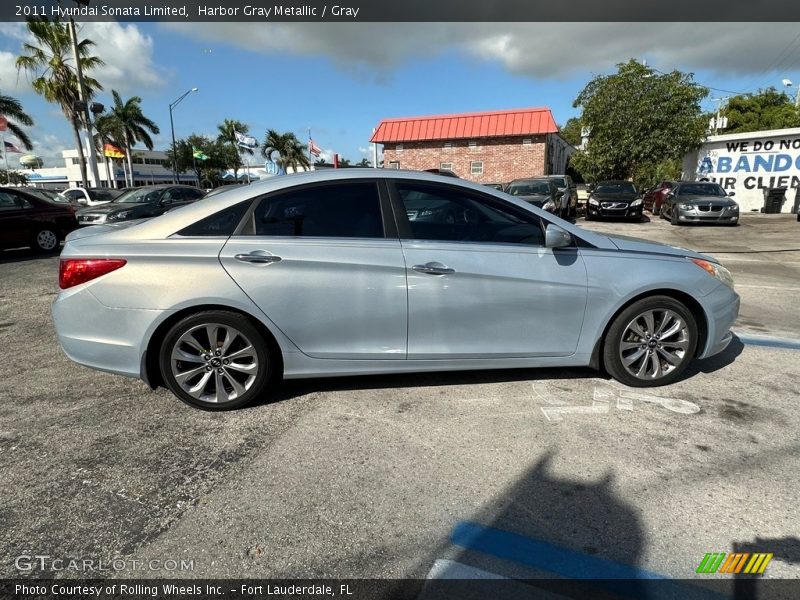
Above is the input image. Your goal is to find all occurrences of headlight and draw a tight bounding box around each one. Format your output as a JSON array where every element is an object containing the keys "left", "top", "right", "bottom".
[
  {"left": 691, "top": 258, "right": 734, "bottom": 289},
  {"left": 107, "top": 210, "right": 132, "bottom": 221},
  {"left": 630, "top": 199, "right": 642, "bottom": 207},
  {"left": 589, "top": 198, "right": 599, "bottom": 206},
  {"left": 543, "top": 200, "right": 555, "bottom": 211}
]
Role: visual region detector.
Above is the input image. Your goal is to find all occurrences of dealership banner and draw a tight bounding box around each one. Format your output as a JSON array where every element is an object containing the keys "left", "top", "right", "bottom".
[{"left": 689, "top": 131, "right": 800, "bottom": 213}]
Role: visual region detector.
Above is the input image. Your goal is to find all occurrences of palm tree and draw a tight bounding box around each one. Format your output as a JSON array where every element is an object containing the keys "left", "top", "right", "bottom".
[
  {"left": 261, "top": 129, "right": 310, "bottom": 173},
  {"left": 355, "top": 158, "right": 371, "bottom": 167},
  {"left": 0, "top": 92, "right": 35, "bottom": 152},
  {"left": 16, "top": 18, "right": 103, "bottom": 187},
  {"left": 217, "top": 119, "right": 251, "bottom": 181},
  {"left": 108, "top": 90, "right": 160, "bottom": 186}
]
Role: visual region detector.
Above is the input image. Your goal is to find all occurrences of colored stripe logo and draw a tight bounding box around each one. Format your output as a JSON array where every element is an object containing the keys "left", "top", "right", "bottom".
[{"left": 696, "top": 552, "right": 773, "bottom": 574}]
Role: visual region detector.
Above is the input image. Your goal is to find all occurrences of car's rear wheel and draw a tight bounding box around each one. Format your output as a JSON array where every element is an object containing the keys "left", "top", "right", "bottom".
[
  {"left": 603, "top": 296, "right": 697, "bottom": 387},
  {"left": 32, "top": 228, "right": 59, "bottom": 253},
  {"left": 159, "top": 311, "right": 271, "bottom": 410}
]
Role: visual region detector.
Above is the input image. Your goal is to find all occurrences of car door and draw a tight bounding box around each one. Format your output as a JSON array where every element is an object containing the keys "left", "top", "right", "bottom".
[
  {"left": 219, "top": 179, "right": 408, "bottom": 359},
  {"left": 390, "top": 180, "right": 588, "bottom": 359},
  {"left": 0, "top": 190, "right": 32, "bottom": 247}
]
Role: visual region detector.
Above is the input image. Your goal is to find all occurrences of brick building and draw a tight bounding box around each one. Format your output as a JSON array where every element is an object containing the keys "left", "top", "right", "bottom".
[{"left": 370, "top": 107, "right": 574, "bottom": 184}]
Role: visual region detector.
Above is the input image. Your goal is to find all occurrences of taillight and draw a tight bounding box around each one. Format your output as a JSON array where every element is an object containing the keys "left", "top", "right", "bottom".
[{"left": 59, "top": 258, "right": 127, "bottom": 289}]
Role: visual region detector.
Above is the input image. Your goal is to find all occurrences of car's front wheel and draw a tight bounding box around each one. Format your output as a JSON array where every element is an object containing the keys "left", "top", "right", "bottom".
[
  {"left": 603, "top": 296, "right": 698, "bottom": 387},
  {"left": 159, "top": 310, "right": 272, "bottom": 410},
  {"left": 32, "top": 228, "right": 59, "bottom": 253}
]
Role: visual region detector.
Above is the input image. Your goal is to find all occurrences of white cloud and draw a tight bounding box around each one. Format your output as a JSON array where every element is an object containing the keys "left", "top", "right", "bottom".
[
  {"left": 162, "top": 22, "right": 800, "bottom": 84},
  {"left": 2, "top": 21, "right": 166, "bottom": 96}
]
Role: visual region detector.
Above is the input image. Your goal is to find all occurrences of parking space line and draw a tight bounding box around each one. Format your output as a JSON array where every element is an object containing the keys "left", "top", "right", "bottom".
[{"left": 735, "top": 333, "right": 800, "bottom": 350}]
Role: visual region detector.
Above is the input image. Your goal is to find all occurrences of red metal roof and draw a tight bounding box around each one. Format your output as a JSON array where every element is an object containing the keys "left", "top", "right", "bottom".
[{"left": 370, "top": 107, "right": 558, "bottom": 143}]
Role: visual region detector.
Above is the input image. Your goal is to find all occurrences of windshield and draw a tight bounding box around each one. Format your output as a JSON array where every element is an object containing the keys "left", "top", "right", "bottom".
[
  {"left": 112, "top": 188, "right": 164, "bottom": 204},
  {"left": 88, "top": 189, "right": 119, "bottom": 202},
  {"left": 506, "top": 181, "right": 551, "bottom": 196},
  {"left": 595, "top": 182, "right": 637, "bottom": 194},
  {"left": 550, "top": 177, "right": 566, "bottom": 187},
  {"left": 677, "top": 183, "right": 727, "bottom": 196}
]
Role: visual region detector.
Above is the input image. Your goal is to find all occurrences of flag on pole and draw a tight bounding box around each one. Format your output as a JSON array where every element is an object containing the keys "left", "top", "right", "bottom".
[
  {"left": 192, "top": 147, "right": 209, "bottom": 161},
  {"left": 103, "top": 143, "right": 125, "bottom": 159},
  {"left": 3, "top": 140, "right": 22, "bottom": 153},
  {"left": 308, "top": 138, "right": 322, "bottom": 157},
  {"left": 234, "top": 131, "right": 258, "bottom": 150}
]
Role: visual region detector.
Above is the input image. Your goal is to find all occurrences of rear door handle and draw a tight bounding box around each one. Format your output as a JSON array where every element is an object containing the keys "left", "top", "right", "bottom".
[
  {"left": 234, "top": 251, "right": 282, "bottom": 264},
  {"left": 412, "top": 262, "right": 455, "bottom": 275}
]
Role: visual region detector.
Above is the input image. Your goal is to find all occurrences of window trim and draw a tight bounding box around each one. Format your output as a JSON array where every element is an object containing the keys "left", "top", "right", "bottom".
[{"left": 439, "top": 162, "right": 453, "bottom": 171}]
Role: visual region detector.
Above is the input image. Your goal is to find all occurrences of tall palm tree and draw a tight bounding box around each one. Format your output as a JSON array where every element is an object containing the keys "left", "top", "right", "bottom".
[
  {"left": 0, "top": 92, "right": 35, "bottom": 152},
  {"left": 261, "top": 129, "right": 310, "bottom": 173},
  {"left": 108, "top": 90, "right": 160, "bottom": 186},
  {"left": 16, "top": 18, "right": 103, "bottom": 186},
  {"left": 217, "top": 118, "right": 252, "bottom": 181}
]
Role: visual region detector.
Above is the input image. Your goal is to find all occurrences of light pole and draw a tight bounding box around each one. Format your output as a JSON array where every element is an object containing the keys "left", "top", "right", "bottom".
[
  {"left": 169, "top": 87, "right": 198, "bottom": 183},
  {"left": 782, "top": 79, "right": 800, "bottom": 108}
]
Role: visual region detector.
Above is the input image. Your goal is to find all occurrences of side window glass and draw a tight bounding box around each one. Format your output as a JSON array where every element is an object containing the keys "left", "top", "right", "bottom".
[
  {"left": 0, "top": 192, "right": 19, "bottom": 210},
  {"left": 177, "top": 201, "right": 251, "bottom": 237},
  {"left": 396, "top": 183, "right": 544, "bottom": 246},
  {"left": 252, "top": 182, "right": 384, "bottom": 238}
]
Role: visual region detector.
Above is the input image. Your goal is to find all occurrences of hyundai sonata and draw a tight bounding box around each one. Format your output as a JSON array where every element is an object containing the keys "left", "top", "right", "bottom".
[{"left": 53, "top": 170, "right": 739, "bottom": 410}]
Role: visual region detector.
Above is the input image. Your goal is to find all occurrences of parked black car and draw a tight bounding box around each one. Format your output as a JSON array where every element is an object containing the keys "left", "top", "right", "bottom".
[
  {"left": 505, "top": 178, "right": 565, "bottom": 216},
  {"left": 76, "top": 185, "right": 205, "bottom": 226},
  {"left": 545, "top": 174, "right": 579, "bottom": 218},
  {"left": 0, "top": 186, "right": 78, "bottom": 252},
  {"left": 586, "top": 181, "right": 643, "bottom": 221}
]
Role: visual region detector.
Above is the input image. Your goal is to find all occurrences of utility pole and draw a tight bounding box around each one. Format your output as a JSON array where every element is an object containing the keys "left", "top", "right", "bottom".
[
  {"left": 67, "top": 16, "right": 100, "bottom": 188},
  {"left": 710, "top": 97, "right": 729, "bottom": 135}
]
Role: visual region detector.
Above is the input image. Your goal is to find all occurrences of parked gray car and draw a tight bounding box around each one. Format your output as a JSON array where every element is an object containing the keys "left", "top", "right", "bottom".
[
  {"left": 53, "top": 169, "right": 739, "bottom": 410},
  {"left": 660, "top": 181, "right": 739, "bottom": 226}
]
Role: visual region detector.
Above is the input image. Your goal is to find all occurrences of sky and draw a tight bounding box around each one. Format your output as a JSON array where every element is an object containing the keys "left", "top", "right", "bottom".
[{"left": 1, "top": 21, "right": 800, "bottom": 168}]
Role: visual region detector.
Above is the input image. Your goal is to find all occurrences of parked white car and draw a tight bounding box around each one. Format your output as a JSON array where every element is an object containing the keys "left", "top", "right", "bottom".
[{"left": 61, "top": 187, "right": 121, "bottom": 207}]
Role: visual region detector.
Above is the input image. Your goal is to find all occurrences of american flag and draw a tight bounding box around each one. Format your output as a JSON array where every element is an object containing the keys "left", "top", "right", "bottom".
[
  {"left": 3, "top": 140, "right": 22, "bottom": 153},
  {"left": 308, "top": 138, "right": 322, "bottom": 157}
]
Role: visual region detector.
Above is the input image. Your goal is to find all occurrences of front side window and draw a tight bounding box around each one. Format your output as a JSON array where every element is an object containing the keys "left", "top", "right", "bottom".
[
  {"left": 252, "top": 181, "right": 384, "bottom": 238},
  {"left": 395, "top": 182, "right": 544, "bottom": 246}
]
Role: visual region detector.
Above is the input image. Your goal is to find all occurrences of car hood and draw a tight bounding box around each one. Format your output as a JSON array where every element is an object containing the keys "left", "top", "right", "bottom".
[
  {"left": 77, "top": 203, "right": 141, "bottom": 215},
  {"left": 517, "top": 194, "right": 551, "bottom": 204},
  {"left": 604, "top": 233, "right": 714, "bottom": 262},
  {"left": 676, "top": 195, "right": 737, "bottom": 206},
  {"left": 65, "top": 219, "right": 150, "bottom": 241}
]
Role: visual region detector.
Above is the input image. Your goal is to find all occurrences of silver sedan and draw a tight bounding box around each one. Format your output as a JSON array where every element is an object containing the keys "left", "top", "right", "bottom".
[{"left": 52, "top": 169, "right": 740, "bottom": 410}]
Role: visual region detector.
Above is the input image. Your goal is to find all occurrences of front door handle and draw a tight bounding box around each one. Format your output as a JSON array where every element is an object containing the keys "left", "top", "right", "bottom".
[
  {"left": 412, "top": 262, "right": 455, "bottom": 275},
  {"left": 234, "top": 251, "right": 282, "bottom": 264}
]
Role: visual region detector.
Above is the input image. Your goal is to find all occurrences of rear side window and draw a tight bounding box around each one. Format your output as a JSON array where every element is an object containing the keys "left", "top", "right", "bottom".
[
  {"left": 178, "top": 201, "right": 251, "bottom": 237},
  {"left": 251, "top": 182, "right": 384, "bottom": 238}
]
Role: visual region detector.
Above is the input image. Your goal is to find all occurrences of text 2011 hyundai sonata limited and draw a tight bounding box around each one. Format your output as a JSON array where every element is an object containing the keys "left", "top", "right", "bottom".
[{"left": 53, "top": 170, "right": 739, "bottom": 410}]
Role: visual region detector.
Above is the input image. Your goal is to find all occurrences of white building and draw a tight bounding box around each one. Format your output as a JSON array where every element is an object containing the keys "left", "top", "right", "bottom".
[
  {"left": 683, "top": 127, "right": 800, "bottom": 213},
  {"left": 20, "top": 148, "right": 284, "bottom": 190}
]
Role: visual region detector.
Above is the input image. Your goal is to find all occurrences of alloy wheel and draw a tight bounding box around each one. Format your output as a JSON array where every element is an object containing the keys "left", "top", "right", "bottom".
[
  {"left": 170, "top": 322, "right": 260, "bottom": 404},
  {"left": 618, "top": 308, "right": 690, "bottom": 381},
  {"left": 36, "top": 230, "right": 58, "bottom": 251}
]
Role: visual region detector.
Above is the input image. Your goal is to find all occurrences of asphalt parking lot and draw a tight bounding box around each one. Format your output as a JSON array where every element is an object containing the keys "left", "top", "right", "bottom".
[{"left": 1, "top": 213, "right": 799, "bottom": 590}]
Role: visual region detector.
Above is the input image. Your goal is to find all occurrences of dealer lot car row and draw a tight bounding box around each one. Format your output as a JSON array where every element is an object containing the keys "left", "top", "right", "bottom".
[{"left": 53, "top": 170, "right": 739, "bottom": 410}]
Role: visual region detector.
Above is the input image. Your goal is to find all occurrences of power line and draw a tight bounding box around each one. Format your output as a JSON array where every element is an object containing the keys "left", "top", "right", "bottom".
[
  {"left": 741, "top": 31, "right": 800, "bottom": 92},
  {"left": 649, "top": 68, "right": 753, "bottom": 96}
]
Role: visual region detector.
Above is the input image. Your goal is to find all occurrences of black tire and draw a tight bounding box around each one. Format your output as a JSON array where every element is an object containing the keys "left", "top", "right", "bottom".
[
  {"left": 603, "top": 295, "right": 698, "bottom": 388},
  {"left": 31, "top": 228, "right": 59, "bottom": 253},
  {"left": 585, "top": 211, "right": 594, "bottom": 221},
  {"left": 670, "top": 207, "right": 680, "bottom": 226},
  {"left": 159, "top": 310, "right": 272, "bottom": 410}
]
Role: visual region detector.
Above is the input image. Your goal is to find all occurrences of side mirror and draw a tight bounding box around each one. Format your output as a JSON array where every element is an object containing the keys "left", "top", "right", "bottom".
[
  {"left": 160, "top": 197, "right": 174, "bottom": 207},
  {"left": 727, "top": 191, "right": 735, "bottom": 197},
  {"left": 555, "top": 190, "right": 565, "bottom": 198},
  {"left": 545, "top": 223, "right": 573, "bottom": 249}
]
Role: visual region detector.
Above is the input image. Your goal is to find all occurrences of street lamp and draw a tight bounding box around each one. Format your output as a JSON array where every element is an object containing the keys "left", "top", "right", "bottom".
[
  {"left": 782, "top": 79, "right": 800, "bottom": 108},
  {"left": 169, "top": 87, "right": 198, "bottom": 183}
]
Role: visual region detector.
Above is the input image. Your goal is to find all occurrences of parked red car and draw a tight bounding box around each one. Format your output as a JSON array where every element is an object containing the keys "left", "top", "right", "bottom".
[
  {"left": 0, "top": 187, "right": 79, "bottom": 253},
  {"left": 643, "top": 180, "right": 678, "bottom": 215}
]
